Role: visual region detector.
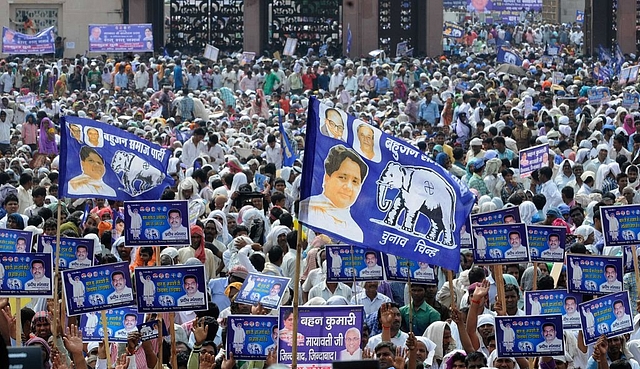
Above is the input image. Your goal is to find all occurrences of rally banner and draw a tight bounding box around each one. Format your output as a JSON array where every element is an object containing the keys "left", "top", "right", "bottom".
[
  {"left": 619, "top": 68, "right": 632, "bottom": 86},
  {"left": 138, "top": 319, "right": 168, "bottom": 342},
  {"left": 495, "top": 315, "right": 564, "bottom": 357},
  {"left": 59, "top": 116, "right": 173, "bottom": 201},
  {"left": 472, "top": 223, "right": 529, "bottom": 264},
  {"left": 588, "top": 87, "right": 612, "bottom": 106},
  {"left": 88, "top": 24, "right": 153, "bottom": 52},
  {"left": 134, "top": 265, "right": 207, "bottom": 313},
  {"left": 300, "top": 98, "right": 475, "bottom": 271},
  {"left": 524, "top": 290, "right": 582, "bottom": 330},
  {"left": 470, "top": 207, "right": 521, "bottom": 225},
  {"left": 466, "top": 0, "right": 542, "bottom": 22},
  {"left": 579, "top": 291, "right": 633, "bottom": 345},
  {"left": 497, "top": 45, "right": 523, "bottom": 66},
  {"left": 460, "top": 218, "right": 472, "bottom": 248},
  {"left": 36, "top": 235, "right": 94, "bottom": 270},
  {"left": 623, "top": 245, "right": 640, "bottom": 273},
  {"left": 600, "top": 205, "right": 640, "bottom": 247},
  {"left": 527, "top": 225, "right": 566, "bottom": 263},
  {"left": 443, "top": 22, "right": 464, "bottom": 38},
  {"left": 622, "top": 91, "right": 640, "bottom": 110},
  {"left": 576, "top": 10, "right": 584, "bottom": 22},
  {"left": 2, "top": 26, "right": 55, "bottom": 55},
  {"left": 278, "top": 306, "right": 364, "bottom": 368},
  {"left": 235, "top": 272, "right": 290, "bottom": 310},
  {"left": 381, "top": 254, "right": 437, "bottom": 284},
  {"left": 629, "top": 66, "right": 640, "bottom": 84},
  {"left": 0, "top": 229, "right": 32, "bottom": 253},
  {"left": 79, "top": 308, "right": 143, "bottom": 343},
  {"left": 124, "top": 200, "right": 190, "bottom": 247},
  {"left": 325, "top": 245, "right": 383, "bottom": 282},
  {"left": 0, "top": 252, "right": 53, "bottom": 298},
  {"left": 519, "top": 144, "right": 549, "bottom": 178},
  {"left": 566, "top": 254, "right": 623, "bottom": 295},
  {"left": 227, "top": 315, "right": 279, "bottom": 360},
  {"left": 62, "top": 262, "right": 134, "bottom": 316}
]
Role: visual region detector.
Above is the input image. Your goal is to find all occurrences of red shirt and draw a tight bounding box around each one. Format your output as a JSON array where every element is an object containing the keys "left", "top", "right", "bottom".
[{"left": 301, "top": 73, "right": 315, "bottom": 91}]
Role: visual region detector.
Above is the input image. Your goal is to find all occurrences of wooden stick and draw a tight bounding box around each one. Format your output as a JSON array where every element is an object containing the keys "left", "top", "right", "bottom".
[
  {"left": 101, "top": 310, "right": 111, "bottom": 369},
  {"left": 350, "top": 246, "right": 358, "bottom": 305},
  {"left": 52, "top": 202, "right": 62, "bottom": 349},
  {"left": 15, "top": 298, "right": 21, "bottom": 347},
  {"left": 632, "top": 247, "right": 640, "bottom": 298},
  {"left": 155, "top": 247, "right": 163, "bottom": 369},
  {"left": 532, "top": 262, "right": 538, "bottom": 291},
  {"left": 170, "top": 313, "right": 177, "bottom": 369},
  {"left": 447, "top": 269, "right": 455, "bottom": 309},
  {"left": 407, "top": 261, "right": 413, "bottom": 333},
  {"left": 493, "top": 266, "right": 506, "bottom": 313},
  {"left": 291, "top": 222, "right": 303, "bottom": 369}
]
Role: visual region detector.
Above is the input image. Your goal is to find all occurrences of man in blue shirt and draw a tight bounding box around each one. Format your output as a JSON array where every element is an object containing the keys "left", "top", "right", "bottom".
[
  {"left": 374, "top": 70, "right": 390, "bottom": 96},
  {"left": 418, "top": 88, "right": 439, "bottom": 125}
]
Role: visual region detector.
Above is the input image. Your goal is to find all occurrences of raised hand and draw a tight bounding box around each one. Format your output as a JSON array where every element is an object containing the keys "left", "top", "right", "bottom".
[
  {"left": 266, "top": 348, "right": 277, "bottom": 367},
  {"left": 405, "top": 332, "right": 417, "bottom": 352},
  {"left": 115, "top": 354, "right": 130, "bottom": 369},
  {"left": 221, "top": 352, "right": 236, "bottom": 369},
  {"left": 192, "top": 317, "right": 209, "bottom": 346},
  {"left": 393, "top": 345, "right": 407, "bottom": 369},
  {"left": 199, "top": 352, "right": 216, "bottom": 369},
  {"left": 363, "top": 347, "right": 374, "bottom": 359},
  {"left": 380, "top": 303, "right": 395, "bottom": 327},
  {"left": 63, "top": 324, "right": 84, "bottom": 355},
  {"left": 473, "top": 279, "right": 490, "bottom": 300}
]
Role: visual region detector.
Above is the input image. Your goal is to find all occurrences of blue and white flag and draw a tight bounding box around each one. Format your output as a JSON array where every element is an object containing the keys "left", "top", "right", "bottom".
[
  {"left": 443, "top": 22, "right": 465, "bottom": 38},
  {"left": 300, "top": 98, "right": 475, "bottom": 271},
  {"left": 279, "top": 107, "right": 296, "bottom": 167},
  {"left": 2, "top": 26, "right": 55, "bottom": 55},
  {"left": 497, "top": 45, "right": 522, "bottom": 66},
  {"left": 59, "top": 116, "right": 173, "bottom": 201},
  {"left": 346, "top": 23, "right": 352, "bottom": 56}
]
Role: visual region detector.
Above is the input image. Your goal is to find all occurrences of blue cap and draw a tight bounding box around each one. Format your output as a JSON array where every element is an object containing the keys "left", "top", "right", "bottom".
[
  {"left": 484, "top": 150, "right": 498, "bottom": 160},
  {"left": 558, "top": 204, "right": 571, "bottom": 215},
  {"left": 471, "top": 157, "right": 485, "bottom": 170},
  {"left": 603, "top": 124, "right": 616, "bottom": 132}
]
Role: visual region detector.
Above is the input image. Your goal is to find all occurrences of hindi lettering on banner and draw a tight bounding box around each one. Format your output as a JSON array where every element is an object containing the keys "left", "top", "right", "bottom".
[
  {"left": 579, "top": 291, "right": 633, "bottom": 345},
  {"left": 2, "top": 26, "right": 55, "bottom": 54},
  {"left": 325, "top": 245, "right": 383, "bottom": 282},
  {"left": 524, "top": 290, "right": 583, "bottom": 329},
  {"left": 226, "top": 315, "right": 279, "bottom": 360},
  {"left": 443, "top": 22, "right": 464, "bottom": 38},
  {"left": 88, "top": 24, "right": 153, "bottom": 52},
  {"left": 466, "top": 0, "right": 542, "bottom": 23},
  {"left": 62, "top": 262, "right": 134, "bottom": 316},
  {"left": 300, "top": 98, "right": 475, "bottom": 271},
  {"left": 0, "top": 229, "right": 33, "bottom": 253},
  {"left": 566, "top": 254, "right": 623, "bottom": 295},
  {"left": 36, "top": 236, "right": 94, "bottom": 269},
  {"left": 600, "top": 205, "right": 640, "bottom": 247},
  {"left": 519, "top": 144, "right": 549, "bottom": 178},
  {"left": 79, "top": 308, "right": 143, "bottom": 343},
  {"left": 124, "top": 200, "right": 190, "bottom": 247},
  {"left": 234, "top": 272, "right": 290, "bottom": 310},
  {"left": 58, "top": 116, "right": 173, "bottom": 201},
  {"left": 495, "top": 315, "right": 564, "bottom": 357},
  {"left": 137, "top": 319, "right": 168, "bottom": 342},
  {"left": 472, "top": 223, "right": 529, "bottom": 264},
  {"left": 381, "top": 253, "right": 437, "bottom": 284},
  {"left": 588, "top": 87, "right": 611, "bottom": 106},
  {"left": 527, "top": 225, "right": 566, "bottom": 263},
  {"left": 0, "top": 252, "right": 53, "bottom": 298},
  {"left": 471, "top": 207, "right": 521, "bottom": 225},
  {"left": 134, "top": 265, "right": 207, "bottom": 313}
]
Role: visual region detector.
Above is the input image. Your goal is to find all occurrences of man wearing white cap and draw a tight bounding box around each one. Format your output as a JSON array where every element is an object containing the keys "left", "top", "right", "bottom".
[
  {"left": 466, "top": 137, "right": 486, "bottom": 163},
  {"left": 585, "top": 144, "right": 614, "bottom": 174}
]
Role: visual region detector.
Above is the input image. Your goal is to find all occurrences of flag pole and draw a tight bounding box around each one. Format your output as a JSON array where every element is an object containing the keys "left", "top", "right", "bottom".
[
  {"left": 52, "top": 201, "right": 62, "bottom": 349},
  {"left": 291, "top": 222, "right": 303, "bottom": 369}
]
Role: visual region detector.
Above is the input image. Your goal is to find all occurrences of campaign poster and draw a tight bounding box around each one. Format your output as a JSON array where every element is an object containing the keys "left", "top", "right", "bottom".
[
  {"left": 62, "top": 262, "right": 134, "bottom": 316},
  {"left": 283, "top": 38, "right": 298, "bottom": 56},
  {"left": 519, "top": 144, "right": 549, "bottom": 178},
  {"left": 600, "top": 205, "right": 640, "bottom": 247},
  {"left": 88, "top": 24, "right": 153, "bottom": 52},
  {"left": 566, "top": 254, "right": 623, "bottom": 295},
  {"left": 134, "top": 265, "right": 207, "bottom": 313},
  {"left": 495, "top": 315, "right": 564, "bottom": 358},
  {"left": 629, "top": 66, "right": 640, "bottom": 84},
  {"left": 443, "top": 22, "right": 464, "bottom": 38},
  {"left": 241, "top": 52, "right": 256, "bottom": 65},
  {"left": 588, "top": 87, "right": 611, "bottom": 106},
  {"left": 470, "top": 207, "right": 521, "bottom": 226},
  {"left": 579, "top": 291, "right": 633, "bottom": 345},
  {"left": 0, "top": 252, "right": 53, "bottom": 298},
  {"left": 325, "top": 245, "right": 383, "bottom": 282},
  {"left": 455, "top": 82, "right": 470, "bottom": 92},
  {"left": 124, "top": 200, "right": 190, "bottom": 247},
  {"left": 36, "top": 235, "right": 94, "bottom": 270},
  {"left": 0, "top": 229, "right": 33, "bottom": 253},
  {"left": 472, "top": 223, "right": 529, "bottom": 264},
  {"left": 576, "top": 10, "right": 584, "bottom": 22},
  {"left": 460, "top": 218, "right": 472, "bottom": 248},
  {"left": 527, "top": 225, "right": 566, "bottom": 262},
  {"left": 226, "top": 315, "right": 279, "bottom": 360},
  {"left": 2, "top": 26, "right": 55, "bottom": 54},
  {"left": 622, "top": 91, "right": 640, "bottom": 110},
  {"left": 79, "top": 308, "right": 143, "bottom": 343},
  {"left": 203, "top": 44, "right": 219, "bottom": 62},
  {"left": 278, "top": 306, "right": 364, "bottom": 368},
  {"left": 137, "top": 319, "right": 168, "bottom": 342},
  {"left": 234, "top": 272, "right": 290, "bottom": 310},
  {"left": 381, "top": 254, "right": 437, "bottom": 284},
  {"left": 524, "top": 290, "right": 583, "bottom": 330},
  {"left": 620, "top": 68, "right": 631, "bottom": 86},
  {"left": 623, "top": 245, "right": 640, "bottom": 273}
]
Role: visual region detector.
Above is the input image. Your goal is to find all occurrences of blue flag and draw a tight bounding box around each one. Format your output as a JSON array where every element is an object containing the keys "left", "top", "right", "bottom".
[
  {"left": 615, "top": 43, "right": 625, "bottom": 74},
  {"left": 279, "top": 106, "right": 296, "bottom": 167},
  {"left": 497, "top": 45, "right": 522, "bottom": 66},
  {"left": 346, "top": 23, "right": 352, "bottom": 56},
  {"left": 299, "top": 98, "right": 475, "bottom": 270},
  {"left": 59, "top": 116, "right": 174, "bottom": 201}
]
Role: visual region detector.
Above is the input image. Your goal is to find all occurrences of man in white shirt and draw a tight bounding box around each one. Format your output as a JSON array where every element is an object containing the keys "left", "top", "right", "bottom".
[
  {"left": 181, "top": 128, "right": 207, "bottom": 168},
  {"left": 599, "top": 265, "right": 622, "bottom": 293},
  {"left": 264, "top": 134, "right": 283, "bottom": 170},
  {"left": 537, "top": 167, "right": 562, "bottom": 214},
  {"left": 107, "top": 271, "right": 133, "bottom": 304},
  {"left": 360, "top": 251, "right": 383, "bottom": 278},
  {"left": 350, "top": 281, "right": 391, "bottom": 316},
  {"left": 611, "top": 300, "right": 632, "bottom": 332},
  {"left": 308, "top": 280, "right": 352, "bottom": 301},
  {"left": 25, "top": 259, "right": 50, "bottom": 291},
  {"left": 206, "top": 134, "right": 225, "bottom": 170},
  {"left": 505, "top": 231, "right": 528, "bottom": 259},
  {"left": 339, "top": 328, "right": 362, "bottom": 360},
  {"left": 177, "top": 275, "right": 206, "bottom": 307},
  {"left": 0, "top": 110, "right": 11, "bottom": 153}
]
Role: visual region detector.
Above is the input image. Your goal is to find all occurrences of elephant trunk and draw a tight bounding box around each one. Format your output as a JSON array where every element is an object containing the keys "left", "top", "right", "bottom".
[{"left": 377, "top": 182, "right": 391, "bottom": 212}]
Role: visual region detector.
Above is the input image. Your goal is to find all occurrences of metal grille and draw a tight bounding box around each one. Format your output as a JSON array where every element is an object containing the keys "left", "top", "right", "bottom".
[
  {"left": 15, "top": 8, "right": 58, "bottom": 34},
  {"left": 378, "top": 0, "right": 417, "bottom": 55},
  {"left": 169, "top": 0, "right": 244, "bottom": 55},
  {"left": 267, "top": 0, "right": 342, "bottom": 57}
]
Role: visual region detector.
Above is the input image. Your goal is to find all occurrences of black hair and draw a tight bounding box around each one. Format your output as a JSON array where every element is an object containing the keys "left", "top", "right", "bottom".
[
  {"left": 268, "top": 245, "right": 283, "bottom": 263},
  {"left": 324, "top": 145, "right": 368, "bottom": 181}
]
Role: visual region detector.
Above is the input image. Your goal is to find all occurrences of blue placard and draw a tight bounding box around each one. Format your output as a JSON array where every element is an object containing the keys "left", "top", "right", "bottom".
[
  {"left": 0, "top": 252, "right": 53, "bottom": 298},
  {"left": 325, "top": 245, "right": 383, "bottom": 282},
  {"left": 381, "top": 254, "right": 437, "bottom": 284},
  {"left": 124, "top": 200, "right": 190, "bottom": 247},
  {"left": 622, "top": 91, "right": 640, "bottom": 109},
  {"left": 623, "top": 245, "right": 640, "bottom": 273},
  {"left": 524, "top": 290, "right": 583, "bottom": 329},
  {"left": 0, "top": 229, "right": 33, "bottom": 253},
  {"left": 36, "top": 236, "right": 94, "bottom": 270},
  {"left": 579, "top": 291, "right": 633, "bottom": 345},
  {"left": 495, "top": 315, "right": 564, "bottom": 357},
  {"left": 79, "top": 308, "right": 143, "bottom": 343},
  {"left": 299, "top": 99, "right": 475, "bottom": 271},
  {"left": 566, "top": 254, "right": 623, "bottom": 295},
  {"left": 134, "top": 265, "right": 207, "bottom": 313},
  {"left": 588, "top": 87, "right": 611, "bottom": 106},
  {"left": 527, "top": 225, "right": 566, "bottom": 262},
  {"left": 227, "top": 315, "right": 279, "bottom": 360},
  {"left": 472, "top": 223, "right": 529, "bottom": 263},
  {"left": 88, "top": 24, "right": 153, "bottom": 52},
  {"left": 137, "top": 320, "right": 168, "bottom": 342},
  {"left": 470, "top": 207, "right": 521, "bottom": 226},
  {"left": 443, "top": 22, "right": 464, "bottom": 38},
  {"left": 2, "top": 26, "right": 55, "bottom": 55},
  {"left": 576, "top": 10, "right": 584, "bottom": 22},
  {"left": 235, "top": 272, "right": 291, "bottom": 310},
  {"left": 519, "top": 144, "right": 549, "bottom": 178},
  {"left": 58, "top": 116, "right": 173, "bottom": 201},
  {"left": 600, "top": 205, "right": 640, "bottom": 247},
  {"left": 278, "top": 306, "right": 364, "bottom": 365},
  {"left": 62, "top": 262, "right": 134, "bottom": 316},
  {"left": 460, "top": 218, "right": 472, "bottom": 248}
]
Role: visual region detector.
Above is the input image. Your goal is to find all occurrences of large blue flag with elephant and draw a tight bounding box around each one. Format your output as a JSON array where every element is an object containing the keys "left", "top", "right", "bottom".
[
  {"left": 300, "top": 97, "right": 475, "bottom": 270},
  {"left": 59, "top": 116, "right": 173, "bottom": 201}
]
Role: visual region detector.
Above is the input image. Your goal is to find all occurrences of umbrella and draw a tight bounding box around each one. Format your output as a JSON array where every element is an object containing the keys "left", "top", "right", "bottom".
[{"left": 494, "top": 63, "right": 527, "bottom": 76}]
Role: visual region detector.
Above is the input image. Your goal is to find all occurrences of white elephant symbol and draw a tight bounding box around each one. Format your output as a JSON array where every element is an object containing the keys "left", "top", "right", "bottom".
[{"left": 376, "top": 162, "right": 456, "bottom": 246}]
